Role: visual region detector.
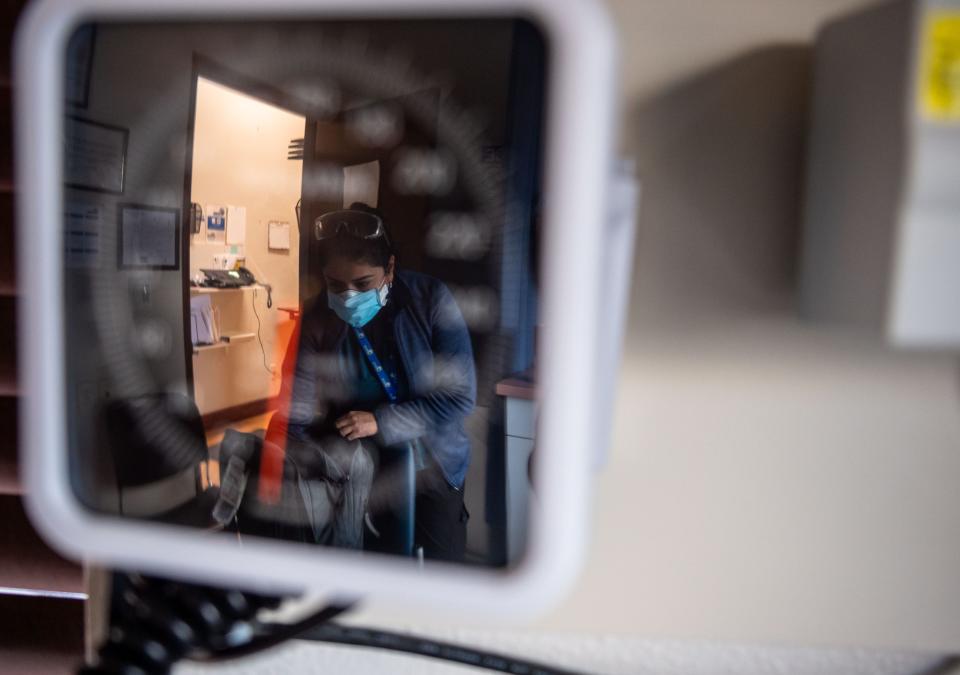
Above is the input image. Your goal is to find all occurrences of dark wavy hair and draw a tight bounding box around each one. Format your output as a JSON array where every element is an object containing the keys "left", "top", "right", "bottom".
[{"left": 316, "top": 202, "right": 395, "bottom": 270}]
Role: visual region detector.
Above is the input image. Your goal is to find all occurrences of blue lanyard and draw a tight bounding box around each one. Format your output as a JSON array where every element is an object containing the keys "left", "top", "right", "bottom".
[
  {"left": 353, "top": 327, "right": 426, "bottom": 470},
  {"left": 353, "top": 327, "right": 399, "bottom": 402}
]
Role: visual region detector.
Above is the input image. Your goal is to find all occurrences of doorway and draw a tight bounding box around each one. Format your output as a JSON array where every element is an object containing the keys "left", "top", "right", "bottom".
[{"left": 185, "top": 72, "right": 305, "bottom": 427}]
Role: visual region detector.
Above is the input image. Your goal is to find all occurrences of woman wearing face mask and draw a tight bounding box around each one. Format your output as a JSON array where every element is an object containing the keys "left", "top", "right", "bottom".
[{"left": 267, "top": 203, "right": 476, "bottom": 561}]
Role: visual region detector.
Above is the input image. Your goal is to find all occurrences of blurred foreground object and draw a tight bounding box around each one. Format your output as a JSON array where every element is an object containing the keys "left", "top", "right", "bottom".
[{"left": 800, "top": 0, "right": 960, "bottom": 348}]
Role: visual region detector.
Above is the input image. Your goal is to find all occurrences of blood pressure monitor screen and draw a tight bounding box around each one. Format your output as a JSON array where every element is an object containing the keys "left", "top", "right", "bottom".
[{"left": 61, "top": 17, "right": 547, "bottom": 568}]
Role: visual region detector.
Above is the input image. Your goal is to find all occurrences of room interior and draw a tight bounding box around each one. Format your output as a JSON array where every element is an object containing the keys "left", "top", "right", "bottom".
[
  {"left": 60, "top": 19, "right": 546, "bottom": 567},
  {"left": 4, "top": 0, "right": 960, "bottom": 673}
]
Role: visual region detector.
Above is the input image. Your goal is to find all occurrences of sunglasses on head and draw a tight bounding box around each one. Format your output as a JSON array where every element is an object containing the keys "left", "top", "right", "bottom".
[{"left": 315, "top": 209, "right": 389, "bottom": 242}]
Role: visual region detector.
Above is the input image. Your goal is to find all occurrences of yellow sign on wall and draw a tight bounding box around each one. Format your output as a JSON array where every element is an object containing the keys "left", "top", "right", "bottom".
[{"left": 920, "top": 12, "right": 960, "bottom": 120}]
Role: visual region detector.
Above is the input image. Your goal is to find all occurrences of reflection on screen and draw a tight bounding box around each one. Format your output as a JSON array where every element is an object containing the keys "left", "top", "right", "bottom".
[{"left": 62, "top": 18, "right": 546, "bottom": 568}]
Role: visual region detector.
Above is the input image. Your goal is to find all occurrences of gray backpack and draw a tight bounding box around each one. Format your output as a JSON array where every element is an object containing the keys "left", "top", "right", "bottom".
[
  {"left": 218, "top": 429, "right": 374, "bottom": 549},
  {"left": 294, "top": 437, "right": 375, "bottom": 549}
]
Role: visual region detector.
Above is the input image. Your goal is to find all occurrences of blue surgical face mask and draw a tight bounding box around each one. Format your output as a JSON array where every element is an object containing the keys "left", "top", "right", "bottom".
[{"left": 328, "top": 282, "right": 390, "bottom": 328}]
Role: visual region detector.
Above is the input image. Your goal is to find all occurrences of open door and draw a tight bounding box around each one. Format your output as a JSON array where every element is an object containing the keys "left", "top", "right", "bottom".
[{"left": 183, "top": 66, "right": 307, "bottom": 430}]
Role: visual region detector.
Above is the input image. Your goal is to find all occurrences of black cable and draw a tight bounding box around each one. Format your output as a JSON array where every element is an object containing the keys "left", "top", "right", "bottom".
[
  {"left": 82, "top": 574, "right": 588, "bottom": 675},
  {"left": 80, "top": 573, "right": 349, "bottom": 675},
  {"left": 251, "top": 288, "right": 273, "bottom": 375},
  {"left": 299, "top": 623, "right": 590, "bottom": 675},
  {"left": 203, "top": 603, "right": 352, "bottom": 662}
]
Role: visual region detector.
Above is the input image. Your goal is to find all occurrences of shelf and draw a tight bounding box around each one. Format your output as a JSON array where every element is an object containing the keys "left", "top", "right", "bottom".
[
  {"left": 193, "top": 342, "right": 229, "bottom": 354},
  {"left": 0, "top": 368, "right": 17, "bottom": 397},
  {"left": 221, "top": 332, "right": 255, "bottom": 343},
  {"left": 0, "top": 192, "right": 14, "bottom": 296},
  {"left": 0, "top": 296, "right": 16, "bottom": 396},
  {"left": 0, "top": 85, "right": 9, "bottom": 191},
  {"left": 0, "top": 495, "right": 84, "bottom": 596},
  {"left": 0, "top": 594, "right": 85, "bottom": 673},
  {"left": 0, "top": 6, "right": 86, "bottom": 670},
  {"left": 192, "top": 333, "right": 257, "bottom": 354},
  {"left": 0, "top": 397, "right": 18, "bottom": 495},
  {"left": 190, "top": 284, "right": 263, "bottom": 294},
  {"left": 0, "top": 459, "right": 17, "bottom": 495}
]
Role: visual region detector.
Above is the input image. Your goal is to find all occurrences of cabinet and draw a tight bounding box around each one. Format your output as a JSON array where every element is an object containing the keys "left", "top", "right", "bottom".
[
  {"left": 1, "top": 8, "right": 89, "bottom": 666},
  {"left": 496, "top": 374, "right": 537, "bottom": 565}
]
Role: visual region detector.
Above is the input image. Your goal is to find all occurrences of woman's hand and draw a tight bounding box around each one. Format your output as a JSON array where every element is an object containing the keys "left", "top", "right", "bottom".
[{"left": 335, "top": 411, "right": 378, "bottom": 441}]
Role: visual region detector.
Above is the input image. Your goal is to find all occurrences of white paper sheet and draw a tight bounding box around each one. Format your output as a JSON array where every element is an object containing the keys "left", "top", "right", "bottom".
[
  {"left": 64, "top": 117, "right": 127, "bottom": 193},
  {"left": 268, "top": 221, "right": 291, "bottom": 251},
  {"left": 343, "top": 160, "right": 380, "bottom": 207},
  {"left": 226, "top": 205, "right": 246, "bottom": 245},
  {"left": 64, "top": 201, "right": 101, "bottom": 269}
]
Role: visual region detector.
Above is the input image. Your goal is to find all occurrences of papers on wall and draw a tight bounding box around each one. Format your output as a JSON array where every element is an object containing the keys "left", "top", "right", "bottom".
[
  {"left": 268, "top": 221, "right": 291, "bottom": 251},
  {"left": 226, "top": 205, "right": 246, "bottom": 245},
  {"left": 64, "top": 201, "right": 101, "bottom": 269},
  {"left": 206, "top": 205, "right": 226, "bottom": 244},
  {"left": 343, "top": 160, "right": 380, "bottom": 207}
]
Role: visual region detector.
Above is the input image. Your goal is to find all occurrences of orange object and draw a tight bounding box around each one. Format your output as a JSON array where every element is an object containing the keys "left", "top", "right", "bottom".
[{"left": 258, "top": 315, "right": 302, "bottom": 503}]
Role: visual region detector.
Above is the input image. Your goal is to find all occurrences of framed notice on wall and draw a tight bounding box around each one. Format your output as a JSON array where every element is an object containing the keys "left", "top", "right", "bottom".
[
  {"left": 64, "top": 200, "right": 102, "bottom": 269},
  {"left": 65, "top": 116, "right": 128, "bottom": 194},
  {"left": 118, "top": 203, "right": 180, "bottom": 270}
]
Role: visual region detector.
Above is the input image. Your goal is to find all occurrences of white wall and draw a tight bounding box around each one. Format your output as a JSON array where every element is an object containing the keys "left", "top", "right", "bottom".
[
  {"left": 188, "top": 79, "right": 304, "bottom": 414},
  {"left": 64, "top": 25, "right": 197, "bottom": 509},
  {"left": 346, "top": 0, "right": 960, "bottom": 659},
  {"left": 190, "top": 77, "right": 304, "bottom": 310},
  {"left": 549, "top": 0, "right": 960, "bottom": 653},
  {"left": 92, "top": 3, "right": 960, "bottom": 671}
]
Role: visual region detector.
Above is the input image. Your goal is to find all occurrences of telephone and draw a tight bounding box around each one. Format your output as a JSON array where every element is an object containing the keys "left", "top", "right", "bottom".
[
  {"left": 199, "top": 266, "right": 256, "bottom": 288},
  {"left": 237, "top": 266, "right": 256, "bottom": 285}
]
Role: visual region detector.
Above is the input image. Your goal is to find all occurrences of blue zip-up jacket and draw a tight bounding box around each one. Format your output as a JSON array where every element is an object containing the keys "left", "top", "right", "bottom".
[{"left": 277, "top": 270, "right": 476, "bottom": 488}]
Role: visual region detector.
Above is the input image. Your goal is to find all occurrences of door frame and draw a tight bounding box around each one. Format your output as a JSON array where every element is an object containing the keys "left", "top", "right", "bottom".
[{"left": 180, "top": 54, "right": 313, "bottom": 395}]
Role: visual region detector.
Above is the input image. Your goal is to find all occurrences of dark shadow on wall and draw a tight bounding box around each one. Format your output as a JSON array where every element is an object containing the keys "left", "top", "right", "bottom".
[{"left": 626, "top": 46, "right": 812, "bottom": 335}]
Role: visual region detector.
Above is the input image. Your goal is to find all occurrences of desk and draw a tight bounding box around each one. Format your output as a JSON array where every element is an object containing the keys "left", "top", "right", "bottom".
[{"left": 277, "top": 306, "right": 301, "bottom": 320}]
